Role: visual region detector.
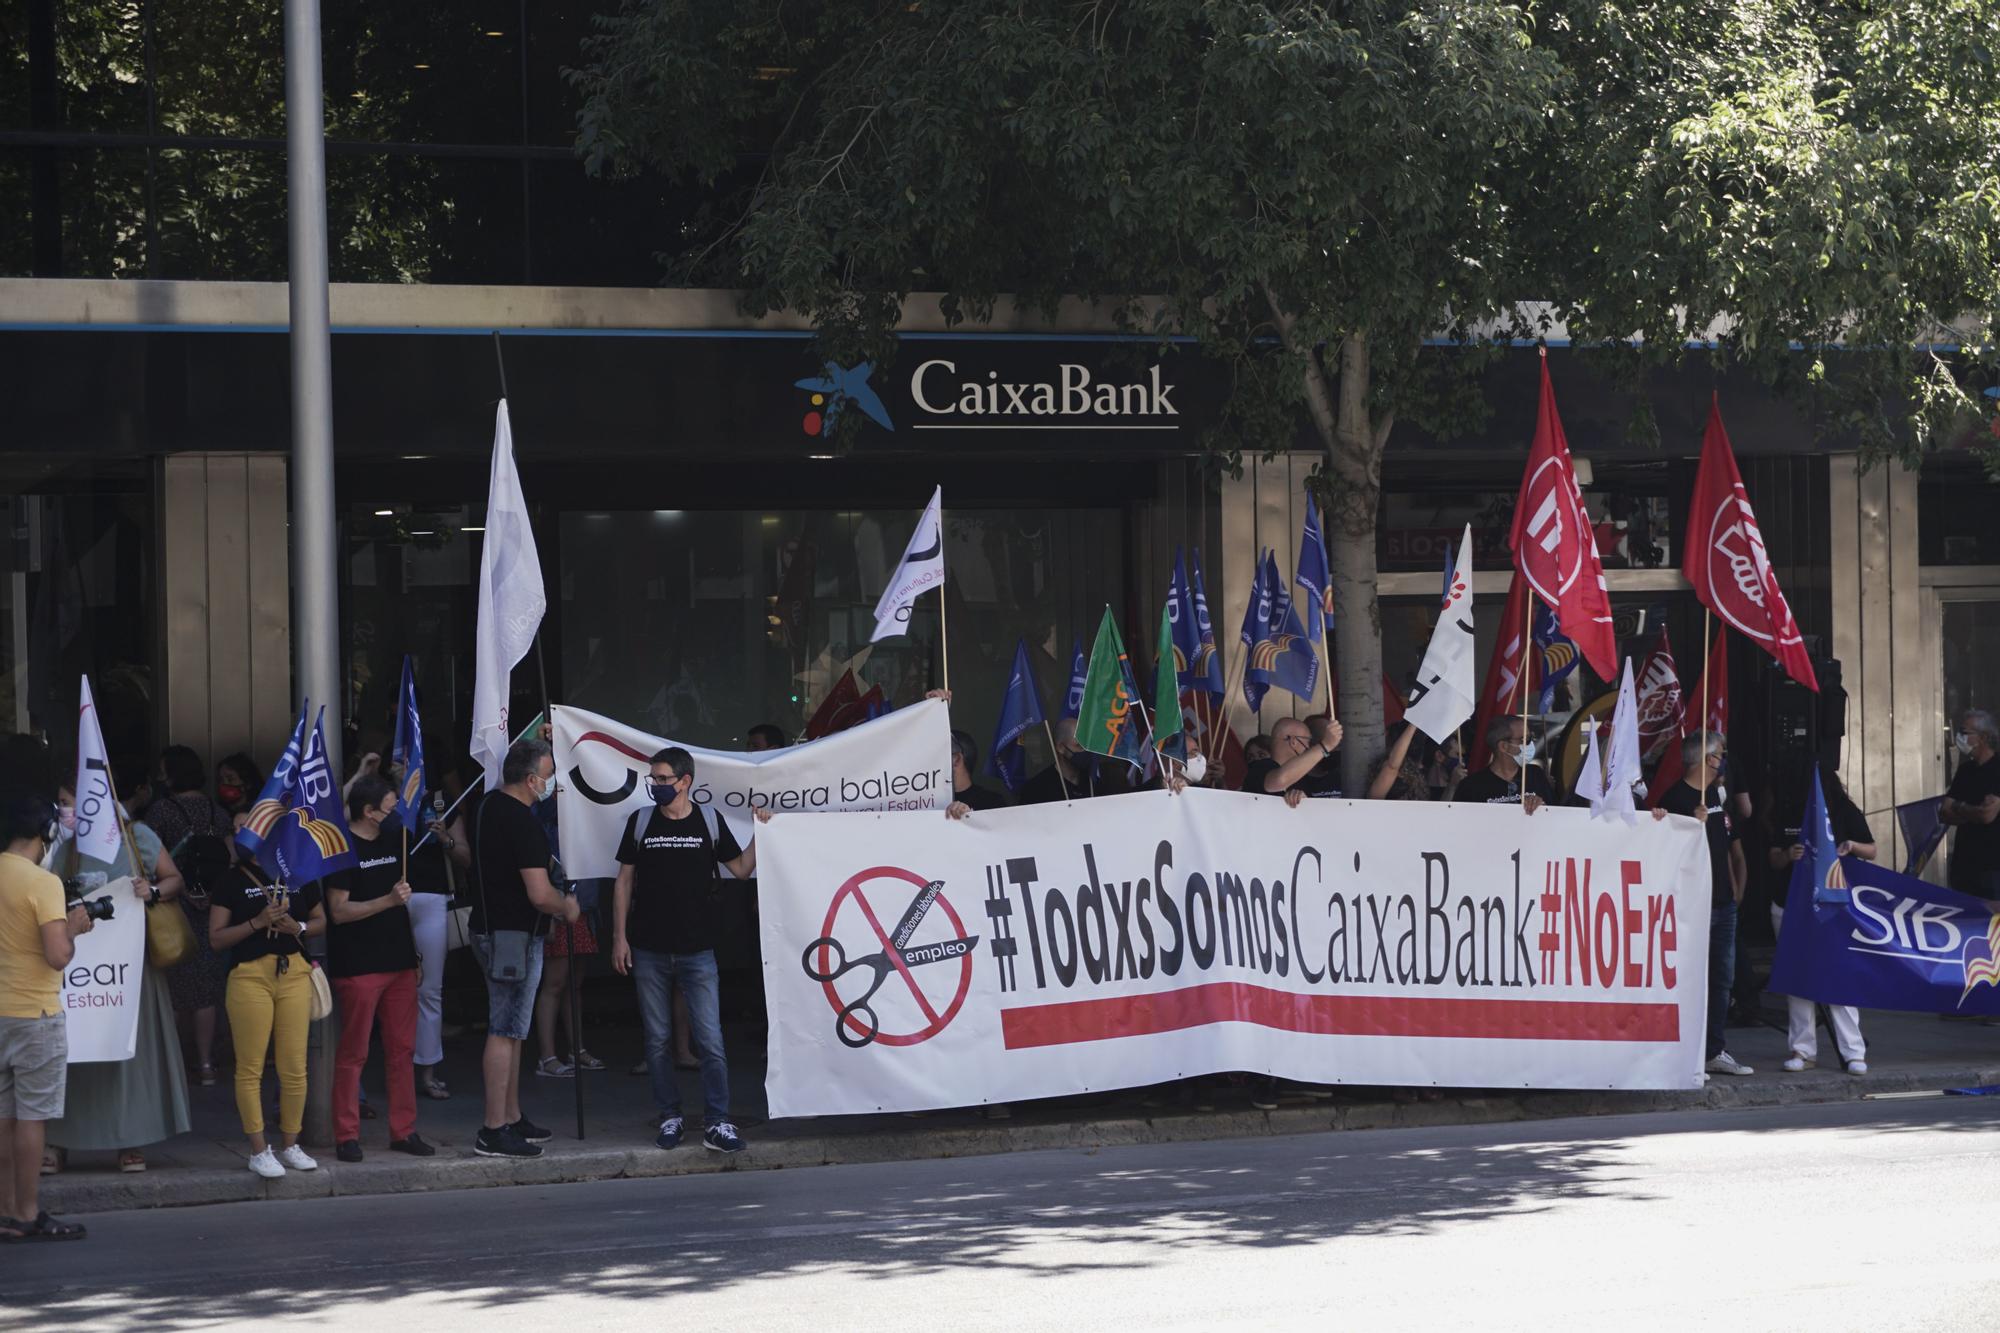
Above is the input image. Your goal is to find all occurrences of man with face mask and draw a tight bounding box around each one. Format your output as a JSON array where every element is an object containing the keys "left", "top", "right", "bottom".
[
  {"left": 1659, "top": 730, "right": 1752, "bottom": 1077},
  {"left": 611, "top": 747, "right": 760, "bottom": 1155},
  {"left": 1941, "top": 709, "right": 2000, "bottom": 901},
  {"left": 1453, "top": 716, "right": 1554, "bottom": 812}
]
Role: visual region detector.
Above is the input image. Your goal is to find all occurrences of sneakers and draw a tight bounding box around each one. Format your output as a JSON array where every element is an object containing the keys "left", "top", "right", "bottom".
[
  {"left": 536, "top": 1057, "right": 575, "bottom": 1079},
  {"left": 511, "top": 1116, "right": 553, "bottom": 1144},
  {"left": 247, "top": 1149, "right": 285, "bottom": 1180},
  {"left": 703, "top": 1121, "right": 746, "bottom": 1154},
  {"left": 474, "top": 1124, "right": 542, "bottom": 1158},
  {"left": 391, "top": 1133, "right": 437, "bottom": 1157},
  {"left": 1782, "top": 1052, "right": 1813, "bottom": 1073},
  {"left": 1250, "top": 1078, "right": 1280, "bottom": 1111},
  {"left": 1847, "top": 1059, "right": 1869, "bottom": 1075},
  {"left": 336, "top": 1139, "right": 364, "bottom": 1163},
  {"left": 279, "top": 1144, "right": 318, "bottom": 1172},
  {"left": 655, "top": 1115, "right": 685, "bottom": 1151},
  {"left": 1705, "top": 1051, "right": 1755, "bottom": 1076}
]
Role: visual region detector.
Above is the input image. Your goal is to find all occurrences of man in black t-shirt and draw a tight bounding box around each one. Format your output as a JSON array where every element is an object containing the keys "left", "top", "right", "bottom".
[
  {"left": 1658, "top": 730, "right": 1752, "bottom": 1078},
  {"left": 1453, "top": 716, "right": 1555, "bottom": 811},
  {"left": 1942, "top": 709, "right": 2000, "bottom": 900},
  {"left": 465, "top": 739, "right": 580, "bottom": 1161},
  {"left": 1240, "top": 716, "right": 1345, "bottom": 807},
  {"left": 612, "top": 746, "right": 759, "bottom": 1154},
  {"left": 946, "top": 730, "right": 1008, "bottom": 817},
  {"left": 1021, "top": 718, "right": 1097, "bottom": 804}
]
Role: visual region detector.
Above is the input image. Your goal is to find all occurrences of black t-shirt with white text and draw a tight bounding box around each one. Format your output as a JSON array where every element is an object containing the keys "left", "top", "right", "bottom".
[
  {"left": 616, "top": 806, "right": 743, "bottom": 956},
  {"left": 1452, "top": 765, "right": 1556, "bottom": 808},
  {"left": 1241, "top": 757, "right": 1343, "bottom": 799},
  {"left": 326, "top": 835, "right": 419, "bottom": 977},
  {"left": 1662, "top": 781, "right": 1739, "bottom": 906},
  {"left": 468, "top": 791, "right": 552, "bottom": 936},
  {"left": 213, "top": 868, "right": 322, "bottom": 969}
]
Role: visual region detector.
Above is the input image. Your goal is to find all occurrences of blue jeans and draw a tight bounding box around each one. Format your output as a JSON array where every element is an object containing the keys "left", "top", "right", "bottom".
[
  {"left": 1707, "top": 898, "right": 1738, "bottom": 1060},
  {"left": 632, "top": 948, "right": 729, "bottom": 1126}
]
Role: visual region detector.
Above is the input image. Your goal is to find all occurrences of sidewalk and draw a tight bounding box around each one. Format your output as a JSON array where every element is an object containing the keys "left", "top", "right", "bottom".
[{"left": 39, "top": 1004, "right": 2000, "bottom": 1215}]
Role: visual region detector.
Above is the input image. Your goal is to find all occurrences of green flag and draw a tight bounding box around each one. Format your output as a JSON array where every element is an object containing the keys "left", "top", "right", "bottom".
[
  {"left": 1152, "top": 602, "right": 1187, "bottom": 764},
  {"left": 1077, "top": 606, "right": 1147, "bottom": 769}
]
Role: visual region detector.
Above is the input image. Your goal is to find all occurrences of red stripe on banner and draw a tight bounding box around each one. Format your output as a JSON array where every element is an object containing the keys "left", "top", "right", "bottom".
[{"left": 999, "top": 983, "right": 1679, "bottom": 1049}]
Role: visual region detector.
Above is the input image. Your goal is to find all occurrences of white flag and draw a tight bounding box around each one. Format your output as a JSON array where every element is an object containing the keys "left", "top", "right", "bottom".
[
  {"left": 1576, "top": 719, "right": 1607, "bottom": 812},
  {"left": 1601, "top": 657, "right": 1644, "bottom": 822},
  {"left": 1405, "top": 525, "right": 1478, "bottom": 744},
  {"left": 470, "top": 401, "right": 547, "bottom": 790},
  {"left": 871, "top": 486, "right": 945, "bottom": 642},
  {"left": 73, "top": 676, "right": 124, "bottom": 864}
]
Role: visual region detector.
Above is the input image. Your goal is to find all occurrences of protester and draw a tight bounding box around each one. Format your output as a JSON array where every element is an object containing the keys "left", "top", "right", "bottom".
[
  {"left": 210, "top": 849, "right": 325, "bottom": 1178},
  {"left": 143, "top": 746, "right": 235, "bottom": 1087},
  {"left": 0, "top": 795, "right": 94, "bottom": 1240},
  {"left": 214, "top": 753, "right": 262, "bottom": 826},
  {"left": 746, "top": 724, "right": 787, "bottom": 752},
  {"left": 1244, "top": 734, "right": 1274, "bottom": 766},
  {"left": 1659, "top": 730, "right": 1753, "bottom": 1078},
  {"left": 1021, "top": 718, "right": 1095, "bottom": 803},
  {"left": 1241, "top": 716, "right": 1344, "bottom": 806},
  {"left": 326, "top": 775, "right": 433, "bottom": 1162},
  {"left": 42, "top": 770, "right": 192, "bottom": 1176},
  {"left": 466, "top": 739, "right": 580, "bottom": 1159},
  {"left": 1367, "top": 722, "right": 1433, "bottom": 801},
  {"left": 1769, "top": 772, "right": 1873, "bottom": 1074},
  {"left": 611, "top": 747, "right": 761, "bottom": 1154},
  {"left": 534, "top": 898, "right": 603, "bottom": 1079},
  {"left": 1453, "top": 716, "right": 1554, "bottom": 811},
  {"left": 946, "top": 730, "right": 1008, "bottom": 817},
  {"left": 389, "top": 792, "right": 454, "bottom": 1100},
  {"left": 1941, "top": 709, "right": 2000, "bottom": 900},
  {"left": 1425, "top": 733, "right": 1465, "bottom": 801}
]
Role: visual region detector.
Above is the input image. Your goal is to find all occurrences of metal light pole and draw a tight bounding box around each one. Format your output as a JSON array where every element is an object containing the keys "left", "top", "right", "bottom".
[{"left": 285, "top": 0, "right": 341, "bottom": 1148}]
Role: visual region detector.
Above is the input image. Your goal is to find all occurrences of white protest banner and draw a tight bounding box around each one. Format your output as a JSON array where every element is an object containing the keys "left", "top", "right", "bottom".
[
  {"left": 60, "top": 878, "right": 144, "bottom": 1063},
  {"left": 760, "top": 790, "right": 1710, "bottom": 1117},
  {"left": 553, "top": 699, "right": 952, "bottom": 881}
]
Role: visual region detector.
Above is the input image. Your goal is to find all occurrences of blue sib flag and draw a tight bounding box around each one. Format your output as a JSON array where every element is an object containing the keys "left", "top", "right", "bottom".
[
  {"left": 1167, "top": 550, "right": 1207, "bottom": 694},
  {"left": 988, "top": 638, "right": 1048, "bottom": 795},
  {"left": 392, "top": 655, "right": 427, "bottom": 819},
  {"left": 240, "top": 706, "right": 359, "bottom": 884},
  {"left": 235, "top": 702, "right": 309, "bottom": 861},
  {"left": 1533, "top": 602, "right": 1580, "bottom": 711},
  {"left": 1799, "top": 766, "right": 1848, "bottom": 905},
  {"left": 1897, "top": 796, "right": 1946, "bottom": 877},
  {"left": 1186, "top": 549, "right": 1224, "bottom": 701},
  {"left": 1295, "top": 497, "right": 1333, "bottom": 640},
  {"left": 1060, "top": 637, "right": 1088, "bottom": 722},
  {"left": 1249, "top": 550, "right": 1320, "bottom": 707},
  {"left": 1239, "top": 551, "right": 1274, "bottom": 712}
]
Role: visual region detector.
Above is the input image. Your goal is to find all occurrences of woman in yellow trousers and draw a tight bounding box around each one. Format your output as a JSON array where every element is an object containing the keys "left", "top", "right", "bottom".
[{"left": 209, "top": 864, "right": 325, "bottom": 1179}]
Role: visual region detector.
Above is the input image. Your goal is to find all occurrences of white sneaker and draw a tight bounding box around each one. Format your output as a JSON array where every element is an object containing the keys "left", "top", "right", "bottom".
[
  {"left": 1705, "top": 1051, "right": 1755, "bottom": 1076},
  {"left": 1847, "top": 1059, "right": 1869, "bottom": 1075},
  {"left": 248, "top": 1149, "right": 285, "bottom": 1180},
  {"left": 278, "top": 1144, "right": 319, "bottom": 1172},
  {"left": 1782, "top": 1052, "right": 1812, "bottom": 1072}
]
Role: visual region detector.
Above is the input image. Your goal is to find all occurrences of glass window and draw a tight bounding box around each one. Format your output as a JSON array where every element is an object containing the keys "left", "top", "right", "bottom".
[
  {"left": 1920, "top": 466, "right": 2000, "bottom": 566},
  {"left": 1379, "top": 464, "right": 1675, "bottom": 574}
]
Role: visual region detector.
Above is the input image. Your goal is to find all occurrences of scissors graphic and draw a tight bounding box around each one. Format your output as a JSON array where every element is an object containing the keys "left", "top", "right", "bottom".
[{"left": 802, "top": 878, "right": 979, "bottom": 1048}]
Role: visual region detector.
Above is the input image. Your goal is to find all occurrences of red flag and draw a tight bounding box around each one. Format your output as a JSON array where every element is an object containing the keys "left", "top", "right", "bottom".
[
  {"left": 1682, "top": 395, "right": 1818, "bottom": 691},
  {"left": 1648, "top": 627, "right": 1729, "bottom": 806},
  {"left": 803, "top": 670, "right": 860, "bottom": 740},
  {"left": 1507, "top": 358, "right": 1617, "bottom": 679},
  {"left": 1382, "top": 673, "right": 1406, "bottom": 728},
  {"left": 1634, "top": 627, "right": 1685, "bottom": 761},
  {"left": 1468, "top": 570, "right": 1541, "bottom": 769}
]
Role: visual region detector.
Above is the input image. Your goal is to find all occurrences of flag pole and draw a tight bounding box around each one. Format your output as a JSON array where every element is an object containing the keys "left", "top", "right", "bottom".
[
  {"left": 1320, "top": 622, "right": 1336, "bottom": 723},
  {"left": 1041, "top": 718, "right": 1072, "bottom": 801},
  {"left": 1700, "top": 607, "right": 1712, "bottom": 765},
  {"left": 938, "top": 583, "right": 951, "bottom": 695},
  {"left": 1521, "top": 587, "right": 1534, "bottom": 812}
]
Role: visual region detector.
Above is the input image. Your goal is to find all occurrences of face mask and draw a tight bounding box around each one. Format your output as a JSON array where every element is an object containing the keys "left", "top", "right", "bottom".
[
  {"left": 1183, "top": 753, "right": 1209, "bottom": 784},
  {"left": 58, "top": 804, "right": 75, "bottom": 833},
  {"left": 1957, "top": 732, "right": 1975, "bottom": 756},
  {"left": 217, "top": 784, "right": 244, "bottom": 806},
  {"left": 1514, "top": 740, "right": 1539, "bottom": 765},
  {"left": 647, "top": 780, "right": 679, "bottom": 806}
]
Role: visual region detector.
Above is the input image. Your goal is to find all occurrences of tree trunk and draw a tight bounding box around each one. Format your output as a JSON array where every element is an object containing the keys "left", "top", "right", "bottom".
[{"left": 1316, "top": 334, "right": 1390, "bottom": 793}]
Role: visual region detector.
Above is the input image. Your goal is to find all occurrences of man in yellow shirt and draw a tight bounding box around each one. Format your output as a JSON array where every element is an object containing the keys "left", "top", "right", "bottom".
[{"left": 0, "top": 795, "right": 94, "bottom": 1242}]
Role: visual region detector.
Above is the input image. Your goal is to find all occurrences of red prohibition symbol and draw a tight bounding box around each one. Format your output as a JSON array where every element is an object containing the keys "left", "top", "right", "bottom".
[{"left": 801, "top": 865, "right": 978, "bottom": 1049}]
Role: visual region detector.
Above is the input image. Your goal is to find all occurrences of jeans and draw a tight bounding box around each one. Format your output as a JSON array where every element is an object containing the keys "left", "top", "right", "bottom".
[
  {"left": 406, "top": 893, "right": 449, "bottom": 1067},
  {"left": 333, "top": 970, "right": 418, "bottom": 1142},
  {"left": 1707, "top": 898, "right": 1738, "bottom": 1061},
  {"left": 632, "top": 948, "right": 729, "bottom": 1126},
  {"left": 471, "top": 933, "right": 544, "bottom": 1042}
]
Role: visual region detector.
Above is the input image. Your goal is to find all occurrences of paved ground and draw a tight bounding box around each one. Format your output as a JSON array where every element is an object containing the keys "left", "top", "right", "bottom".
[{"left": 9, "top": 1096, "right": 2000, "bottom": 1331}]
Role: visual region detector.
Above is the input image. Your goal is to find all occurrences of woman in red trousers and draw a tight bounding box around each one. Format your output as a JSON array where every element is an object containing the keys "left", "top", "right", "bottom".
[{"left": 325, "top": 775, "right": 434, "bottom": 1162}]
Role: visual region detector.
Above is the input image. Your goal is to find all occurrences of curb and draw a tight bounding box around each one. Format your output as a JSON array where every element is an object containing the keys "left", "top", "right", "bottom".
[{"left": 42, "top": 1063, "right": 2000, "bottom": 1216}]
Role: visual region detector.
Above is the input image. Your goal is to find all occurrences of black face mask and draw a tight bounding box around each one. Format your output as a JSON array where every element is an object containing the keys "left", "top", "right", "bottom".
[{"left": 647, "top": 779, "right": 680, "bottom": 806}]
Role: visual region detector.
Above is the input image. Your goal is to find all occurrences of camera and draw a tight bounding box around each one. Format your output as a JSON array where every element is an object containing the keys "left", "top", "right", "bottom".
[{"left": 64, "top": 879, "right": 117, "bottom": 922}]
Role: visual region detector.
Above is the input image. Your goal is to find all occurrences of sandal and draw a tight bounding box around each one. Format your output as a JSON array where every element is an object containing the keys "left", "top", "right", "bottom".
[
  {"left": 0, "top": 1215, "right": 27, "bottom": 1243},
  {"left": 119, "top": 1150, "right": 147, "bottom": 1173},
  {"left": 421, "top": 1078, "right": 451, "bottom": 1101},
  {"left": 572, "top": 1050, "right": 606, "bottom": 1072},
  {"left": 40, "top": 1146, "right": 65, "bottom": 1175},
  {"left": 196, "top": 1063, "right": 218, "bottom": 1087},
  {"left": 20, "top": 1211, "right": 87, "bottom": 1242}
]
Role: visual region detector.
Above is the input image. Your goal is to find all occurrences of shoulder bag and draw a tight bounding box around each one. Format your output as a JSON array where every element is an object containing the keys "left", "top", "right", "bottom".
[{"left": 474, "top": 797, "right": 533, "bottom": 983}]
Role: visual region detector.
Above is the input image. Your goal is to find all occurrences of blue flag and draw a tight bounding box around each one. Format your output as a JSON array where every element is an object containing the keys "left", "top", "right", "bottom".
[
  {"left": 392, "top": 655, "right": 427, "bottom": 820},
  {"left": 1897, "top": 796, "right": 1947, "bottom": 877},
  {"left": 1295, "top": 497, "right": 1333, "bottom": 640},
  {"left": 235, "top": 702, "right": 309, "bottom": 861},
  {"left": 1799, "top": 767, "right": 1849, "bottom": 905},
  {"left": 1167, "top": 550, "right": 1207, "bottom": 695},
  {"left": 1248, "top": 550, "right": 1320, "bottom": 708},
  {"left": 1239, "top": 551, "right": 1274, "bottom": 713},
  {"left": 1533, "top": 603, "right": 1580, "bottom": 711},
  {"left": 1186, "top": 549, "right": 1225, "bottom": 701},
  {"left": 239, "top": 706, "right": 358, "bottom": 884},
  {"left": 1061, "top": 638, "right": 1088, "bottom": 722},
  {"left": 988, "top": 638, "right": 1047, "bottom": 795}
]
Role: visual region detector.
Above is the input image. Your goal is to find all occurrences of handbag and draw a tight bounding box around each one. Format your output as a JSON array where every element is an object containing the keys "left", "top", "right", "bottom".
[
  {"left": 145, "top": 900, "right": 195, "bottom": 968},
  {"left": 472, "top": 795, "right": 533, "bottom": 982},
  {"left": 304, "top": 960, "right": 334, "bottom": 1021}
]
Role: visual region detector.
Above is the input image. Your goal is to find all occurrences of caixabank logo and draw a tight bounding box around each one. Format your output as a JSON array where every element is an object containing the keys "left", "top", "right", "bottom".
[{"left": 795, "top": 363, "right": 895, "bottom": 438}]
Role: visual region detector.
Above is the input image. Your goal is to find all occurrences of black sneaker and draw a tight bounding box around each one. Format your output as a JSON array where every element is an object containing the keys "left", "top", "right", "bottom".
[
  {"left": 511, "top": 1116, "right": 553, "bottom": 1144},
  {"left": 474, "top": 1124, "right": 542, "bottom": 1158},
  {"left": 390, "top": 1133, "right": 436, "bottom": 1158},
  {"left": 655, "top": 1115, "right": 684, "bottom": 1151},
  {"left": 336, "top": 1139, "right": 364, "bottom": 1163}
]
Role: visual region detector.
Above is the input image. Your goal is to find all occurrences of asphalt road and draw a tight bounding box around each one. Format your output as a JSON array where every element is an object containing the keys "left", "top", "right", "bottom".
[{"left": 7, "top": 1096, "right": 1998, "bottom": 1331}]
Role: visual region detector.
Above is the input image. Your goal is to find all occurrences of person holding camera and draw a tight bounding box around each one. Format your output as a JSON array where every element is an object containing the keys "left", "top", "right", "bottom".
[
  {"left": 209, "top": 858, "right": 325, "bottom": 1179},
  {"left": 0, "top": 796, "right": 94, "bottom": 1241}
]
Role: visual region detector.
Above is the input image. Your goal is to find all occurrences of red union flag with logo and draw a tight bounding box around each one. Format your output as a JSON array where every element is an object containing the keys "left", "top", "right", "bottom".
[
  {"left": 1682, "top": 397, "right": 1818, "bottom": 691},
  {"left": 1634, "top": 628, "right": 1685, "bottom": 761},
  {"left": 1507, "top": 359, "right": 1617, "bottom": 679}
]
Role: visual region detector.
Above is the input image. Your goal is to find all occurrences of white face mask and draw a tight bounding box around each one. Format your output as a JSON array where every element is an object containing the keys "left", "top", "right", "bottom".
[
  {"left": 1957, "top": 731, "right": 1976, "bottom": 756},
  {"left": 1183, "top": 752, "right": 1209, "bottom": 784},
  {"left": 1513, "top": 740, "right": 1539, "bottom": 766}
]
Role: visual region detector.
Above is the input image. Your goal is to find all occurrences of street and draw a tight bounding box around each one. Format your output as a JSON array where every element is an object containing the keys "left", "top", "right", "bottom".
[{"left": 6, "top": 1096, "right": 1998, "bottom": 1331}]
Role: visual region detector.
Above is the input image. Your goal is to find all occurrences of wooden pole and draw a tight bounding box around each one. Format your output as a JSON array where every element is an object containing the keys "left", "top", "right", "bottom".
[
  {"left": 1521, "top": 587, "right": 1535, "bottom": 812},
  {"left": 1320, "top": 622, "right": 1336, "bottom": 723},
  {"left": 1700, "top": 607, "right": 1713, "bottom": 769},
  {"left": 1041, "top": 718, "right": 1072, "bottom": 801},
  {"left": 938, "top": 583, "right": 951, "bottom": 695}
]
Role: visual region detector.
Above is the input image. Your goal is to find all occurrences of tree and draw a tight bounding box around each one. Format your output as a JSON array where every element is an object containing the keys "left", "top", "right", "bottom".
[{"left": 576, "top": 0, "right": 2000, "bottom": 789}]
